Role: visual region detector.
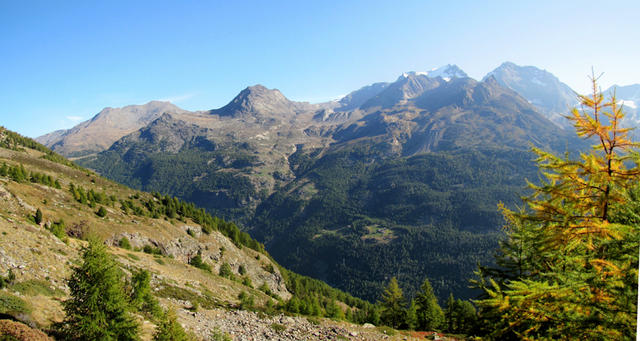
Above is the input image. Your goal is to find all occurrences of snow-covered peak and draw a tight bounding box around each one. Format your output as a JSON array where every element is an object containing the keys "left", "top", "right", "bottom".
[
  {"left": 400, "top": 64, "right": 468, "bottom": 81},
  {"left": 427, "top": 64, "right": 468, "bottom": 79}
]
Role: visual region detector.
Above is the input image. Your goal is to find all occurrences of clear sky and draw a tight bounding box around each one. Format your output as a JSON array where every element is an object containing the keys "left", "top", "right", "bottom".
[{"left": 1, "top": 0, "right": 639, "bottom": 138}]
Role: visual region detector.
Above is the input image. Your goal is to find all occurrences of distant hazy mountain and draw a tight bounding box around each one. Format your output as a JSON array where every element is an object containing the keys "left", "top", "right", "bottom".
[
  {"left": 36, "top": 101, "right": 188, "bottom": 157},
  {"left": 484, "top": 62, "right": 577, "bottom": 128},
  {"left": 336, "top": 74, "right": 578, "bottom": 154},
  {"left": 416, "top": 64, "right": 469, "bottom": 80},
  {"left": 337, "top": 82, "right": 390, "bottom": 111},
  {"left": 358, "top": 65, "right": 468, "bottom": 110},
  {"left": 605, "top": 84, "right": 640, "bottom": 126}
]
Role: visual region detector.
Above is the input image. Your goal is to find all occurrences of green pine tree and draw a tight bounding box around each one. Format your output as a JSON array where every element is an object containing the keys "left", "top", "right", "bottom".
[
  {"left": 62, "top": 236, "right": 139, "bottom": 340},
  {"left": 153, "top": 308, "right": 190, "bottom": 341},
  {"left": 380, "top": 277, "right": 406, "bottom": 329},
  {"left": 414, "top": 278, "right": 444, "bottom": 331},
  {"left": 405, "top": 299, "right": 418, "bottom": 330},
  {"left": 34, "top": 208, "right": 43, "bottom": 225},
  {"left": 96, "top": 206, "right": 108, "bottom": 217},
  {"left": 444, "top": 294, "right": 456, "bottom": 333},
  {"left": 129, "top": 269, "right": 160, "bottom": 317}
]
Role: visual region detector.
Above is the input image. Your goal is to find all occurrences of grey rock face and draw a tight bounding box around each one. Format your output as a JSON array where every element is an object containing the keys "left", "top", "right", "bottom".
[
  {"left": 210, "top": 85, "right": 319, "bottom": 120},
  {"left": 484, "top": 61, "right": 577, "bottom": 128}
]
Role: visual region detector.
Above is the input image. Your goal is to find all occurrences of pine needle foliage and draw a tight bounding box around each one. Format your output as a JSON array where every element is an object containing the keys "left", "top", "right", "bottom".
[
  {"left": 153, "top": 308, "right": 191, "bottom": 341},
  {"left": 475, "top": 75, "right": 639, "bottom": 340},
  {"left": 61, "top": 237, "right": 139, "bottom": 340},
  {"left": 129, "top": 269, "right": 161, "bottom": 318},
  {"left": 380, "top": 277, "right": 406, "bottom": 329},
  {"left": 414, "top": 278, "right": 444, "bottom": 331}
]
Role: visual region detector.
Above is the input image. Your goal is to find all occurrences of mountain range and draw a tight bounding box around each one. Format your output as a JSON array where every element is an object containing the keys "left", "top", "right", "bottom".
[{"left": 34, "top": 62, "right": 638, "bottom": 302}]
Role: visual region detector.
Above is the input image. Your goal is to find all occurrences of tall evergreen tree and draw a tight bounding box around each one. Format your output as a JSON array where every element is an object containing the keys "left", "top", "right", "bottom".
[
  {"left": 476, "top": 76, "right": 640, "bottom": 339},
  {"left": 380, "top": 277, "right": 406, "bottom": 329},
  {"left": 444, "top": 294, "right": 456, "bottom": 333},
  {"left": 62, "top": 237, "right": 139, "bottom": 340},
  {"left": 405, "top": 299, "right": 418, "bottom": 330},
  {"left": 414, "top": 278, "right": 444, "bottom": 331}
]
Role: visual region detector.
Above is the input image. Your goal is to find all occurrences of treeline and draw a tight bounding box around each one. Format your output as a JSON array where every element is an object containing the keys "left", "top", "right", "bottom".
[
  {"left": 81, "top": 142, "right": 261, "bottom": 224},
  {"left": 277, "top": 271, "right": 479, "bottom": 334},
  {"left": 279, "top": 267, "right": 376, "bottom": 323},
  {"left": 0, "top": 162, "right": 62, "bottom": 189},
  {"left": 369, "top": 277, "right": 475, "bottom": 334},
  {"left": 69, "top": 183, "right": 116, "bottom": 208},
  {"left": 0, "top": 126, "right": 50, "bottom": 152},
  {"left": 146, "top": 192, "right": 265, "bottom": 253},
  {"left": 69, "top": 180, "right": 266, "bottom": 253},
  {"left": 0, "top": 127, "right": 79, "bottom": 169}
]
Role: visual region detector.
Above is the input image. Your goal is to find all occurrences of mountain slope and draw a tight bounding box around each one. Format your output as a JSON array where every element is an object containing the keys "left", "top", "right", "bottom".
[
  {"left": 209, "top": 85, "right": 322, "bottom": 121},
  {"left": 336, "top": 76, "right": 578, "bottom": 154},
  {"left": 75, "top": 71, "right": 591, "bottom": 304},
  {"left": 36, "top": 101, "right": 189, "bottom": 158},
  {"left": 484, "top": 61, "right": 577, "bottom": 128},
  {"left": 0, "top": 127, "right": 390, "bottom": 340},
  {"left": 337, "top": 82, "right": 390, "bottom": 112}
]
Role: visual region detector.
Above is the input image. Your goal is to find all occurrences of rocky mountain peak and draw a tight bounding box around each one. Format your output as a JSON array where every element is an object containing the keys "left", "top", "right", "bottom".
[
  {"left": 210, "top": 84, "right": 305, "bottom": 119},
  {"left": 360, "top": 74, "right": 443, "bottom": 109},
  {"left": 426, "top": 64, "right": 468, "bottom": 79},
  {"left": 399, "top": 64, "right": 468, "bottom": 81},
  {"left": 92, "top": 101, "right": 184, "bottom": 123},
  {"left": 484, "top": 61, "right": 577, "bottom": 128}
]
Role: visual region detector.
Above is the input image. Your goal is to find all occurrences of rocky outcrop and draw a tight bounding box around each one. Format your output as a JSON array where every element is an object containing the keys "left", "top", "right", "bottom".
[
  {"left": 106, "top": 226, "right": 290, "bottom": 300},
  {"left": 174, "top": 307, "right": 396, "bottom": 341}
]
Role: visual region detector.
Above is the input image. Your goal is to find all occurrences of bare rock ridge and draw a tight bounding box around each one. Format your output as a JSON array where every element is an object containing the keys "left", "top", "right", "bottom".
[
  {"left": 36, "top": 101, "right": 189, "bottom": 157},
  {"left": 209, "top": 85, "right": 319, "bottom": 120},
  {"left": 80, "top": 63, "right": 584, "bottom": 231}
]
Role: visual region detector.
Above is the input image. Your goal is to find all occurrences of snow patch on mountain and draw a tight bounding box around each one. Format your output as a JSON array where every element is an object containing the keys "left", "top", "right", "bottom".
[
  {"left": 619, "top": 100, "right": 637, "bottom": 109},
  {"left": 400, "top": 65, "right": 467, "bottom": 81}
]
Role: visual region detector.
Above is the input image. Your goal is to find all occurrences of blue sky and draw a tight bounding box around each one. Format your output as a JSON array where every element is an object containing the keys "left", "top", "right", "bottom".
[{"left": 1, "top": 0, "right": 639, "bottom": 138}]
